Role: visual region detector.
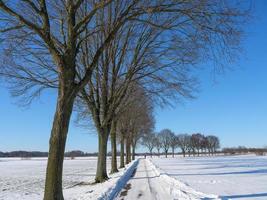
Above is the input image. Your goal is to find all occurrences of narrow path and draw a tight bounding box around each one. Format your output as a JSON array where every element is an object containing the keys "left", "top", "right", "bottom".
[{"left": 116, "top": 159, "right": 173, "bottom": 200}]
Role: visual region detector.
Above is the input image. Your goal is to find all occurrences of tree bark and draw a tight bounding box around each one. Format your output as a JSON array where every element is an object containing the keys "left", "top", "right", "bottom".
[
  {"left": 110, "top": 121, "right": 118, "bottom": 174},
  {"left": 126, "top": 136, "right": 131, "bottom": 164},
  {"left": 95, "top": 129, "right": 109, "bottom": 183},
  {"left": 44, "top": 85, "right": 76, "bottom": 200},
  {"left": 182, "top": 149, "right": 185, "bottom": 157},
  {"left": 120, "top": 135, "right": 125, "bottom": 168},
  {"left": 132, "top": 144, "right": 135, "bottom": 160}
]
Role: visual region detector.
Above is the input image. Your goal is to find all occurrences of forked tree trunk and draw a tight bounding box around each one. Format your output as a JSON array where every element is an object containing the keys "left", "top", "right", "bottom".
[
  {"left": 95, "top": 129, "right": 109, "bottom": 183},
  {"left": 110, "top": 121, "right": 118, "bottom": 174},
  {"left": 120, "top": 135, "right": 125, "bottom": 168},
  {"left": 44, "top": 85, "right": 76, "bottom": 200}
]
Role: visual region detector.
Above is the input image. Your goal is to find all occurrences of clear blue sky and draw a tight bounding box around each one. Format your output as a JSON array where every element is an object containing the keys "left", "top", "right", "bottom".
[{"left": 0, "top": 1, "right": 267, "bottom": 152}]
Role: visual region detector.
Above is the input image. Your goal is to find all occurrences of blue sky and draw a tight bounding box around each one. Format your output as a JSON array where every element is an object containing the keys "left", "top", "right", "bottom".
[{"left": 0, "top": 1, "right": 267, "bottom": 152}]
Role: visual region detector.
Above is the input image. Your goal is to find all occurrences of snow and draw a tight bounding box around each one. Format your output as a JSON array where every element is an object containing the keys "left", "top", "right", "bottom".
[
  {"left": 150, "top": 154, "right": 267, "bottom": 200},
  {"left": 0, "top": 157, "right": 137, "bottom": 200},
  {"left": 116, "top": 158, "right": 218, "bottom": 200},
  {"left": 1, "top": 155, "right": 267, "bottom": 200}
]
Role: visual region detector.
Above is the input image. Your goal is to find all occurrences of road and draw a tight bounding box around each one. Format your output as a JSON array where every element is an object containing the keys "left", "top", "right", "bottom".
[{"left": 116, "top": 159, "right": 173, "bottom": 200}]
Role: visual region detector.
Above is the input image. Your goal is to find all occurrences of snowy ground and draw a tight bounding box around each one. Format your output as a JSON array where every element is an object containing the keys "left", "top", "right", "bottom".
[
  {"left": 150, "top": 154, "right": 267, "bottom": 200},
  {"left": 1, "top": 155, "right": 267, "bottom": 200},
  {"left": 116, "top": 158, "right": 218, "bottom": 200},
  {"left": 0, "top": 157, "right": 136, "bottom": 200}
]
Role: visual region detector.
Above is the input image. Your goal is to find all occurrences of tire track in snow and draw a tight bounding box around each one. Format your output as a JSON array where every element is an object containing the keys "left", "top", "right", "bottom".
[{"left": 144, "top": 159, "right": 160, "bottom": 200}]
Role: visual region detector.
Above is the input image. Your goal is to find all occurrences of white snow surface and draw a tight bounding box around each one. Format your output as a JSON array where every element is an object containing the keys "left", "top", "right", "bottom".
[
  {"left": 116, "top": 158, "right": 218, "bottom": 200},
  {"left": 150, "top": 154, "right": 267, "bottom": 200},
  {"left": 1, "top": 155, "right": 267, "bottom": 200},
  {"left": 0, "top": 157, "right": 137, "bottom": 200}
]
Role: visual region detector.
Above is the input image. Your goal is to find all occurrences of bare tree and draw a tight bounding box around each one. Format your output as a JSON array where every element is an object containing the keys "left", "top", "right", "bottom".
[
  {"left": 1, "top": 0, "right": 249, "bottom": 196},
  {"left": 130, "top": 105, "right": 154, "bottom": 161},
  {"left": 177, "top": 134, "right": 191, "bottom": 157},
  {"left": 159, "top": 129, "right": 174, "bottom": 158},
  {"left": 170, "top": 134, "right": 179, "bottom": 158},
  {"left": 206, "top": 135, "right": 220, "bottom": 155},
  {"left": 154, "top": 134, "right": 162, "bottom": 157},
  {"left": 191, "top": 133, "right": 205, "bottom": 156},
  {"left": 117, "top": 84, "right": 154, "bottom": 162},
  {"left": 0, "top": 1, "right": 127, "bottom": 198},
  {"left": 200, "top": 136, "right": 209, "bottom": 155},
  {"left": 117, "top": 107, "right": 132, "bottom": 168},
  {"left": 142, "top": 132, "right": 157, "bottom": 157}
]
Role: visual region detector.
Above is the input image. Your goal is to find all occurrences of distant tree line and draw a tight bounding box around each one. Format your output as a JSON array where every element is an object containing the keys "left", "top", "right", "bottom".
[
  {"left": 0, "top": 150, "right": 98, "bottom": 158},
  {"left": 141, "top": 130, "right": 220, "bottom": 157},
  {"left": 222, "top": 146, "right": 267, "bottom": 156},
  {"left": 0, "top": 151, "right": 48, "bottom": 157}
]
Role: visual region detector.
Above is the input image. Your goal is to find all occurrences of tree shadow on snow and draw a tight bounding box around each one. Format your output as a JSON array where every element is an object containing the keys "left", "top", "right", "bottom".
[
  {"left": 167, "top": 168, "right": 267, "bottom": 176},
  {"left": 218, "top": 192, "right": 267, "bottom": 199}
]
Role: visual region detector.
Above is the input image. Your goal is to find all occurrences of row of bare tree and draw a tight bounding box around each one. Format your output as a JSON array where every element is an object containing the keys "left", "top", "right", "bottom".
[
  {"left": 0, "top": 1, "right": 249, "bottom": 199},
  {"left": 142, "top": 131, "right": 220, "bottom": 157}
]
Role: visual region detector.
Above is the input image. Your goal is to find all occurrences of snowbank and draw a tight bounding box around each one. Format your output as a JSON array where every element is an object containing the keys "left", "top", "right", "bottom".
[
  {"left": 64, "top": 159, "right": 139, "bottom": 200},
  {"left": 147, "top": 159, "right": 220, "bottom": 200},
  {"left": 98, "top": 159, "right": 139, "bottom": 200}
]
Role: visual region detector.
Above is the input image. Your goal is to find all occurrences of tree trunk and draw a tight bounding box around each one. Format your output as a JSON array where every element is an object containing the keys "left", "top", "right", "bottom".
[
  {"left": 165, "top": 150, "right": 168, "bottom": 158},
  {"left": 132, "top": 144, "right": 135, "bottom": 160},
  {"left": 172, "top": 148, "right": 174, "bottom": 158},
  {"left": 120, "top": 135, "right": 125, "bottom": 168},
  {"left": 157, "top": 150, "right": 160, "bottom": 157},
  {"left": 110, "top": 121, "right": 118, "bottom": 174},
  {"left": 126, "top": 137, "right": 131, "bottom": 164},
  {"left": 95, "top": 129, "right": 109, "bottom": 183},
  {"left": 44, "top": 86, "right": 76, "bottom": 200}
]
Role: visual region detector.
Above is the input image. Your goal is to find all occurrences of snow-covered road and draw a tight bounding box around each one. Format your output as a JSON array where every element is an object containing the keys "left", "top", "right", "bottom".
[
  {"left": 116, "top": 159, "right": 218, "bottom": 200},
  {"left": 116, "top": 159, "right": 173, "bottom": 200}
]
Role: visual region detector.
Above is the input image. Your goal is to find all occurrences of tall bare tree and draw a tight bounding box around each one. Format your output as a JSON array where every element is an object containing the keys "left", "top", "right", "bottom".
[
  {"left": 155, "top": 134, "right": 162, "bottom": 157},
  {"left": 0, "top": 1, "right": 126, "bottom": 199},
  {"left": 159, "top": 129, "right": 174, "bottom": 158},
  {"left": 170, "top": 134, "right": 179, "bottom": 158},
  {"left": 1, "top": 0, "right": 249, "bottom": 197},
  {"left": 177, "top": 134, "right": 191, "bottom": 157},
  {"left": 191, "top": 133, "right": 205, "bottom": 156},
  {"left": 142, "top": 132, "right": 157, "bottom": 157}
]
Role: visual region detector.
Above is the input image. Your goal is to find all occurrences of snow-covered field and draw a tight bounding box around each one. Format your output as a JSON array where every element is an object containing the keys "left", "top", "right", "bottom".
[
  {"left": 151, "top": 154, "right": 267, "bottom": 200},
  {"left": 1, "top": 155, "right": 267, "bottom": 200},
  {"left": 0, "top": 157, "right": 136, "bottom": 200}
]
